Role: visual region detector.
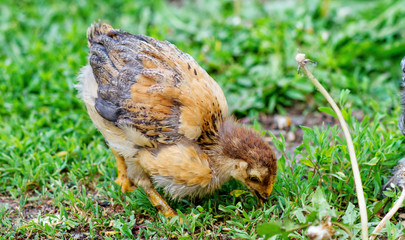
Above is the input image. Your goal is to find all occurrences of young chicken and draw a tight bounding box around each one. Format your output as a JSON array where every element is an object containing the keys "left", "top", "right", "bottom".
[{"left": 77, "top": 23, "right": 277, "bottom": 217}]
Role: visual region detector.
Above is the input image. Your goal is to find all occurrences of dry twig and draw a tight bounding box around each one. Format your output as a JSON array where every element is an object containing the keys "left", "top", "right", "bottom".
[
  {"left": 295, "top": 52, "right": 368, "bottom": 240},
  {"left": 369, "top": 187, "right": 405, "bottom": 240}
]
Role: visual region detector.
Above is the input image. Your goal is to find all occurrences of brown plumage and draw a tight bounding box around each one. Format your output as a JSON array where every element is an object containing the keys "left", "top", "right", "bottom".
[{"left": 77, "top": 23, "right": 277, "bottom": 217}]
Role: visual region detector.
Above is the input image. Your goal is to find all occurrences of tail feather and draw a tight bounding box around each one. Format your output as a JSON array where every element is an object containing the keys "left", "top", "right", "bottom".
[{"left": 87, "top": 22, "right": 114, "bottom": 47}]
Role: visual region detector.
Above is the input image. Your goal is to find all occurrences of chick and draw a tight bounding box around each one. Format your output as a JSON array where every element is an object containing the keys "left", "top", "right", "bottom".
[{"left": 77, "top": 23, "right": 277, "bottom": 217}]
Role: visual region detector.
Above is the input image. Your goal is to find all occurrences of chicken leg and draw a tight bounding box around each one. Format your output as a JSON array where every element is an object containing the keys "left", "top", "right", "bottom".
[
  {"left": 111, "top": 149, "right": 135, "bottom": 192},
  {"left": 112, "top": 149, "right": 177, "bottom": 218},
  {"left": 144, "top": 186, "right": 177, "bottom": 218}
]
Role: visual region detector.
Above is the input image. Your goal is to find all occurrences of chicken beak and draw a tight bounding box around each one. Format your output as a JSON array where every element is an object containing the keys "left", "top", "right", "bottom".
[
  {"left": 265, "top": 182, "right": 274, "bottom": 198},
  {"left": 251, "top": 182, "right": 274, "bottom": 205}
]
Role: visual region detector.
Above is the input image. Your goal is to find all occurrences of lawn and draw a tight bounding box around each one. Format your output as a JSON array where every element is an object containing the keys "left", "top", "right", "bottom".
[{"left": 1, "top": 0, "right": 405, "bottom": 239}]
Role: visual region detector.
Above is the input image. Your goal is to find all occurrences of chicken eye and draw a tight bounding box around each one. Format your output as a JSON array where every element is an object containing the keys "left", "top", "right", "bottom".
[{"left": 249, "top": 176, "right": 261, "bottom": 183}]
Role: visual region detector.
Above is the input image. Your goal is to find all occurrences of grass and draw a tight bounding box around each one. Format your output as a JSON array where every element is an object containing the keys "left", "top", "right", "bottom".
[{"left": 0, "top": 0, "right": 405, "bottom": 239}]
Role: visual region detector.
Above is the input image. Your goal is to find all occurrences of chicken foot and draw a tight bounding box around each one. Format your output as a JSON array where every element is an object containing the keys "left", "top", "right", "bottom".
[{"left": 111, "top": 149, "right": 135, "bottom": 192}]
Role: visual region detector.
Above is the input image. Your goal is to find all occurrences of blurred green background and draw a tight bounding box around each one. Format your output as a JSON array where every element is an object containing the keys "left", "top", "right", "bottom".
[
  {"left": 1, "top": 0, "right": 405, "bottom": 238},
  {"left": 1, "top": 0, "right": 404, "bottom": 119}
]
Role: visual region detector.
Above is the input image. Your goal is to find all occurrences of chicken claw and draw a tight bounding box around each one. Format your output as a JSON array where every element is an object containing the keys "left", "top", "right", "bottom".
[
  {"left": 112, "top": 149, "right": 135, "bottom": 192},
  {"left": 114, "top": 175, "right": 135, "bottom": 192}
]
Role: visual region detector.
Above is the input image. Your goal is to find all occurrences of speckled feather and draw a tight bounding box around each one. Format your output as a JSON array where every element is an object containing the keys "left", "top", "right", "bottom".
[{"left": 87, "top": 23, "right": 228, "bottom": 145}]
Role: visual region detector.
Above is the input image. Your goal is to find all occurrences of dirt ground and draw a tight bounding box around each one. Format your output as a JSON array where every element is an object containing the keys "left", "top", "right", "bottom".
[{"left": 246, "top": 110, "right": 350, "bottom": 159}]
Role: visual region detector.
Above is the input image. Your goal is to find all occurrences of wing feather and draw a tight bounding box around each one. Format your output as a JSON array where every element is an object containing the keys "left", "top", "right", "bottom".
[{"left": 87, "top": 23, "right": 228, "bottom": 146}]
